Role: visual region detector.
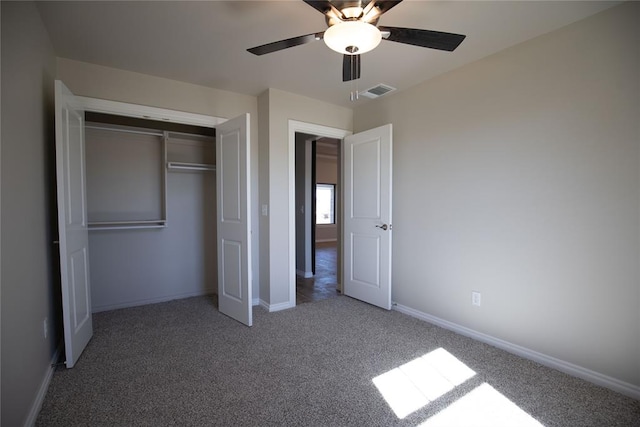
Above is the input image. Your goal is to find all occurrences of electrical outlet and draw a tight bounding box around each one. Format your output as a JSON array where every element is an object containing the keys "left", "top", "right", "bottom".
[
  {"left": 43, "top": 317, "right": 48, "bottom": 339},
  {"left": 261, "top": 204, "right": 268, "bottom": 216},
  {"left": 472, "top": 291, "right": 481, "bottom": 307}
]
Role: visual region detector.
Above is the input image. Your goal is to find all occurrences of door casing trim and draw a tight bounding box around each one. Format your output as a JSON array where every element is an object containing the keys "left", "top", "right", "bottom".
[{"left": 287, "top": 120, "right": 351, "bottom": 308}]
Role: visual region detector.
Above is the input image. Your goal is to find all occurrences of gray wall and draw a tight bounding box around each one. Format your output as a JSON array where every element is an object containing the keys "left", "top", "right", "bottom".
[
  {"left": 258, "top": 88, "right": 352, "bottom": 306},
  {"left": 354, "top": 2, "right": 640, "bottom": 388},
  {"left": 89, "top": 172, "right": 217, "bottom": 311},
  {"left": 1, "top": 2, "right": 60, "bottom": 425}
]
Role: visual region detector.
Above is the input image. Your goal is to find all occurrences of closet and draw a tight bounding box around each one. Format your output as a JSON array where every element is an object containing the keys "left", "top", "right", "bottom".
[
  {"left": 84, "top": 113, "right": 217, "bottom": 312},
  {"left": 55, "top": 81, "right": 252, "bottom": 367}
]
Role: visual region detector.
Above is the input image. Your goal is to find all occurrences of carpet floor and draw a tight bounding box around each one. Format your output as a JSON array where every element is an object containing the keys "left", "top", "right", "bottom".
[{"left": 37, "top": 295, "right": 640, "bottom": 426}]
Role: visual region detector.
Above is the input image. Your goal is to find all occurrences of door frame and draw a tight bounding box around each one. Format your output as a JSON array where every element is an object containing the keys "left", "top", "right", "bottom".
[
  {"left": 287, "top": 120, "right": 351, "bottom": 307},
  {"left": 295, "top": 136, "right": 315, "bottom": 279},
  {"left": 68, "top": 93, "right": 227, "bottom": 300},
  {"left": 76, "top": 97, "right": 260, "bottom": 308}
]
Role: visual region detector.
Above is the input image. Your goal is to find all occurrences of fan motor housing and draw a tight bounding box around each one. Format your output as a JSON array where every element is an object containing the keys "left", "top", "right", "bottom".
[{"left": 325, "top": 1, "right": 382, "bottom": 27}]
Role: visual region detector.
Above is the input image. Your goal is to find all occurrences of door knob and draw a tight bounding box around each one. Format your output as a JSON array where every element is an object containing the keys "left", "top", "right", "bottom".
[{"left": 375, "top": 224, "right": 388, "bottom": 231}]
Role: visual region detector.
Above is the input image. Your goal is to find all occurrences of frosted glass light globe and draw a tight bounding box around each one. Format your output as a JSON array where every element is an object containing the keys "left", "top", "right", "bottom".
[{"left": 324, "top": 21, "right": 382, "bottom": 55}]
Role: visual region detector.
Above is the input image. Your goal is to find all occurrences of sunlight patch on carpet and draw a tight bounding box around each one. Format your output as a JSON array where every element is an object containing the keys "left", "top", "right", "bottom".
[
  {"left": 372, "top": 348, "right": 476, "bottom": 419},
  {"left": 418, "top": 383, "right": 545, "bottom": 427}
]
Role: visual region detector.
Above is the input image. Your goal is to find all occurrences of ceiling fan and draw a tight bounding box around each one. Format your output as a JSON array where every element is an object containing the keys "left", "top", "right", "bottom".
[{"left": 247, "top": 1, "right": 466, "bottom": 82}]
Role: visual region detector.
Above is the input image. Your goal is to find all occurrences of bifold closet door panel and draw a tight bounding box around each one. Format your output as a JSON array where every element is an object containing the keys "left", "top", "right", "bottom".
[{"left": 89, "top": 172, "right": 216, "bottom": 312}]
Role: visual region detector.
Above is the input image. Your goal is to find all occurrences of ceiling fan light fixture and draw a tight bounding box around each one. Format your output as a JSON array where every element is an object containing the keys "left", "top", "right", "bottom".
[{"left": 324, "top": 21, "right": 382, "bottom": 55}]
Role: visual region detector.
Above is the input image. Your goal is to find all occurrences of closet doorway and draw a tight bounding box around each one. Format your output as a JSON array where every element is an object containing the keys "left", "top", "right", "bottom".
[
  {"left": 54, "top": 80, "right": 252, "bottom": 368},
  {"left": 84, "top": 112, "right": 217, "bottom": 313}
]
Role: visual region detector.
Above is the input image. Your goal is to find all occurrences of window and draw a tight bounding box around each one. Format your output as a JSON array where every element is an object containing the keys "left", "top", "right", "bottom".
[{"left": 316, "top": 183, "right": 335, "bottom": 224}]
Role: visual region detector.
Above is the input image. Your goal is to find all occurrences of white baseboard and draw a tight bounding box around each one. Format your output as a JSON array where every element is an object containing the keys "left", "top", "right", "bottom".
[
  {"left": 259, "top": 299, "right": 295, "bottom": 312},
  {"left": 25, "top": 341, "right": 62, "bottom": 427},
  {"left": 393, "top": 302, "right": 640, "bottom": 401},
  {"left": 296, "top": 269, "right": 313, "bottom": 278},
  {"left": 252, "top": 297, "right": 260, "bottom": 306},
  {"left": 92, "top": 289, "right": 215, "bottom": 313}
]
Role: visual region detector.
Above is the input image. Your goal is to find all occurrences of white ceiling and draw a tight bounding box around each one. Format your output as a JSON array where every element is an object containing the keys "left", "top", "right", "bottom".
[{"left": 36, "top": 1, "right": 618, "bottom": 108}]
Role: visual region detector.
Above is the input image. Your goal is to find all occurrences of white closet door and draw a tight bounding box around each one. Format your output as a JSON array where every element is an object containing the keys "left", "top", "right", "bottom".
[
  {"left": 216, "top": 113, "right": 252, "bottom": 326},
  {"left": 55, "top": 80, "right": 93, "bottom": 367}
]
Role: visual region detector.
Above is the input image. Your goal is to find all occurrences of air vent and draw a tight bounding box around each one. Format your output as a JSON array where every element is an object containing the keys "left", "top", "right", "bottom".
[{"left": 360, "top": 83, "right": 396, "bottom": 99}]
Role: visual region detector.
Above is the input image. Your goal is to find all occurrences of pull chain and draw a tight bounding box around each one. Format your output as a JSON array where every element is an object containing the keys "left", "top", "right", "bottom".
[{"left": 350, "top": 57, "right": 359, "bottom": 102}]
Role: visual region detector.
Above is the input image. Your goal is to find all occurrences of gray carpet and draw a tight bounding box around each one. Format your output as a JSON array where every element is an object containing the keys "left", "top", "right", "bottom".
[{"left": 37, "top": 296, "right": 640, "bottom": 426}]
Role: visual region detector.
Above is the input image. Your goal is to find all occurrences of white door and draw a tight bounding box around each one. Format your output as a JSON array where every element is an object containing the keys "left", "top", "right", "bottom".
[
  {"left": 343, "top": 124, "right": 393, "bottom": 310},
  {"left": 216, "top": 113, "right": 252, "bottom": 326},
  {"left": 55, "top": 80, "right": 93, "bottom": 367}
]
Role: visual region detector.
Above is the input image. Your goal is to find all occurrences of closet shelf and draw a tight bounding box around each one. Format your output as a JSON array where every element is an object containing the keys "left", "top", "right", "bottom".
[{"left": 167, "top": 161, "right": 216, "bottom": 172}]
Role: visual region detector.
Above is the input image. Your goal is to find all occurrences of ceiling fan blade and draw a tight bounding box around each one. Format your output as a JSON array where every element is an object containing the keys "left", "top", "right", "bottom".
[
  {"left": 378, "top": 26, "right": 466, "bottom": 52},
  {"left": 247, "top": 33, "right": 322, "bottom": 56},
  {"left": 362, "top": 1, "right": 403, "bottom": 23},
  {"left": 343, "top": 54, "right": 361, "bottom": 82},
  {"left": 303, "top": 1, "right": 345, "bottom": 20}
]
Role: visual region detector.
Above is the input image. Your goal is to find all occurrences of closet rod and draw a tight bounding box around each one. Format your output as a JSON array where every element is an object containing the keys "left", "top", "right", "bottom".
[
  {"left": 167, "top": 162, "right": 216, "bottom": 172},
  {"left": 166, "top": 131, "right": 214, "bottom": 141},
  {"left": 85, "top": 125, "right": 164, "bottom": 138}
]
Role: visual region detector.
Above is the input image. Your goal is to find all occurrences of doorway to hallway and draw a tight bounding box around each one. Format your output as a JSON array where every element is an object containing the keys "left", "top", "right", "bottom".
[{"left": 294, "top": 132, "right": 340, "bottom": 304}]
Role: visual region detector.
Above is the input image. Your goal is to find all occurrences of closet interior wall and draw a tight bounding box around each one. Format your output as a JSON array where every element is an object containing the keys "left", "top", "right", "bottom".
[{"left": 85, "top": 114, "right": 217, "bottom": 312}]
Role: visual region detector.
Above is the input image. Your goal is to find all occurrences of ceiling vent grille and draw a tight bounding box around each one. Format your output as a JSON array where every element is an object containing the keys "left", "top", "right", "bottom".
[{"left": 360, "top": 83, "right": 396, "bottom": 99}]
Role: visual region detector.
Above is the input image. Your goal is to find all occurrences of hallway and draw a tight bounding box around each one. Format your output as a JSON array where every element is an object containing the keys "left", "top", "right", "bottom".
[{"left": 296, "top": 242, "right": 338, "bottom": 304}]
